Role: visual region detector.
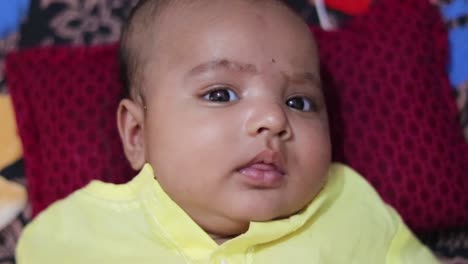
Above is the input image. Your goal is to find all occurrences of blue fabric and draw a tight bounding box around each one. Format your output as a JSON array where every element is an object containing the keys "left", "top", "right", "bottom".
[
  {"left": 448, "top": 26, "right": 468, "bottom": 87},
  {"left": 439, "top": 0, "right": 468, "bottom": 88},
  {"left": 441, "top": 0, "right": 468, "bottom": 20},
  {"left": 0, "top": 0, "right": 30, "bottom": 38}
]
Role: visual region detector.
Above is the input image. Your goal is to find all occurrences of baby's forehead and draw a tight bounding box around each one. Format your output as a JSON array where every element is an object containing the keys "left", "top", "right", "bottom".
[
  {"left": 130, "top": 0, "right": 318, "bottom": 92},
  {"left": 150, "top": 1, "right": 314, "bottom": 50},
  {"left": 149, "top": 0, "right": 303, "bottom": 33}
]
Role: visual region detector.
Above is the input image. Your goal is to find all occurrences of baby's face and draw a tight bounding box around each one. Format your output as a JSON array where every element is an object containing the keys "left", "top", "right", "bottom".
[{"left": 141, "top": 1, "right": 330, "bottom": 236}]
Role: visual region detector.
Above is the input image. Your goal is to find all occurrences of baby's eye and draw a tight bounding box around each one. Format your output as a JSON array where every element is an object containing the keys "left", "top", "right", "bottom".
[
  {"left": 285, "top": 96, "right": 316, "bottom": 112},
  {"left": 203, "top": 87, "right": 240, "bottom": 102}
]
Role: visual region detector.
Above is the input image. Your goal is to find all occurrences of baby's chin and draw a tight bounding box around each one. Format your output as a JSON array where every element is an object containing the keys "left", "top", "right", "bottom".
[
  {"left": 229, "top": 201, "right": 309, "bottom": 224},
  {"left": 199, "top": 202, "right": 311, "bottom": 239},
  {"left": 251, "top": 209, "right": 301, "bottom": 223},
  {"left": 239, "top": 191, "right": 317, "bottom": 221},
  {"left": 199, "top": 189, "right": 321, "bottom": 237},
  {"left": 215, "top": 209, "right": 300, "bottom": 237}
]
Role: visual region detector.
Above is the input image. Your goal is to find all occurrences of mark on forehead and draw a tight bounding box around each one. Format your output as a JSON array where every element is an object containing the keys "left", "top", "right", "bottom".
[{"left": 188, "top": 58, "right": 258, "bottom": 76}]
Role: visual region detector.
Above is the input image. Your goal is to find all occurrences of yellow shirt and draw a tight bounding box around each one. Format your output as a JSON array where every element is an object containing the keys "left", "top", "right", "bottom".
[{"left": 17, "top": 163, "right": 438, "bottom": 264}]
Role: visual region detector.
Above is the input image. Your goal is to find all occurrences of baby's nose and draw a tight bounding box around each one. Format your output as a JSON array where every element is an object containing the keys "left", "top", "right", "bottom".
[{"left": 245, "top": 101, "right": 292, "bottom": 141}]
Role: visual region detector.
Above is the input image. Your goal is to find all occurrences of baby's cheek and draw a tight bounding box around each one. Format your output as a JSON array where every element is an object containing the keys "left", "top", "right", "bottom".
[
  {"left": 291, "top": 135, "right": 331, "bottom": 187},
  {"left": 297, "top": 125, "right": 331, "bottom": 157}
]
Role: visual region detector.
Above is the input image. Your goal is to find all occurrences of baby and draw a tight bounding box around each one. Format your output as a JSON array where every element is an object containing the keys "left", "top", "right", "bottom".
[{"left": 16, "top": 0, "right": 439, "bottom": 263}]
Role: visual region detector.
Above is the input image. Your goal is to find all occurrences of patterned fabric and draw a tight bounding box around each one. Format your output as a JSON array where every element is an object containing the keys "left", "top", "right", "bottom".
[
  {"left": 6, "top": 44, "right": 135, "bottom": 216},
  {"left": 422, "top": 225, "right": 468, "bottom": 261},
  {"left": 0, "top": 160, "right": 26, "bottom": 264},
  {"left": 0, "top": 210, "right": 28, "bottom": 264},
  {"left": 19, "top": 0, "right": 138, "bottom": 47},
  {"left": 312, "top": 0, "right": 468, "bottom": 232},
  {"left": 0, "top": 34, "right": 20, "bottom": 94},
  {"left": 0, "top": 0, "right": 138, "bottom": 94}
]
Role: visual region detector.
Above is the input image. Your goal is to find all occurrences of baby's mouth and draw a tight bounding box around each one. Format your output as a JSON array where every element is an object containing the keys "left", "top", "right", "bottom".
[{"left": 237, "top": 150, "right": 286, "bottom": 188}]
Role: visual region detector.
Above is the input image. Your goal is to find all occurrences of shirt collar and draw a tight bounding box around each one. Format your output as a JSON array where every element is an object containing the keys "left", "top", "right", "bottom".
[{"left": 128, "top": 163, "right": 341, "bottom": 261}]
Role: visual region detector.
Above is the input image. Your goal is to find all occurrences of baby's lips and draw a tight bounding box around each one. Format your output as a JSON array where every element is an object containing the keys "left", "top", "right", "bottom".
[
  {"left": 238, "top": 163, "right": 285, "bottom": 188},
  {"left": 244, "top": 162, "right": 284, "bottom": 174},
  {"left": 241, "top": 149, "right": 286, "bottom": 173}
]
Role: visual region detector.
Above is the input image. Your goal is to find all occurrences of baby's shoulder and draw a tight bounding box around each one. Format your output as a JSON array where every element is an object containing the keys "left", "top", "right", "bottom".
[
  {"left": 321, "top": 163, "right": 403, "bottom": 238},
  {"left": 327, "top": 162, "right": 394, "bottom": 210},
  {"left": 296, "top": 163, "right": 439, "bottom": 263},
  {"left": 16, "top": 179, "right": 152, "bottom": 263}
]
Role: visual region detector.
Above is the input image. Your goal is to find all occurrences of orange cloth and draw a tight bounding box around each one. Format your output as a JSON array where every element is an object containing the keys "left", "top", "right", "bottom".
[{"left": 0, "top": 95, "right": 22, "bottom": 170}]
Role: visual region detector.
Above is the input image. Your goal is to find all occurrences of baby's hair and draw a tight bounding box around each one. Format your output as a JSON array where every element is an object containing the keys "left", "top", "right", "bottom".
[
  {"left": 119, "top": 0, "right": 296, "bottom": 102},
  {"left": 119, "top": 0, "right": 170, "bottom": 102}
]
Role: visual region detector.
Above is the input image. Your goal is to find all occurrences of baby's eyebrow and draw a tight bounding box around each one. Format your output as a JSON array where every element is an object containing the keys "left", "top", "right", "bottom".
[
  {"left": 289, "top": 72, "right": 320, "bottom": 86},
  {"left": 187, "top": 59, "right": 258, "bottom": 77}
]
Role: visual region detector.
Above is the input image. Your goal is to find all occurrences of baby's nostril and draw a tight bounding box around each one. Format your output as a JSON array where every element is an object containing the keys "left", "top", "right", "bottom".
[
  {"left": 278, "top": 129, "right": 290, "bottom": 139},
  {"left": 257, "top": 127, "right": 268, "bottom": 134}
]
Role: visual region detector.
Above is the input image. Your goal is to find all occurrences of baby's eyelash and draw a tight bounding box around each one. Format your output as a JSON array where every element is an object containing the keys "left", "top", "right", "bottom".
[
  {"left": 201, "top": 86, "right": 240, "bottom": 103},
  {"left": 285, "top": 96, "right": 318, "bottom": 112}
]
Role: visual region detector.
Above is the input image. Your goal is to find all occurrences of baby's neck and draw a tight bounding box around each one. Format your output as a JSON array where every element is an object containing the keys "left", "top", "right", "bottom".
[{"left": 209, "top": 233, "right": 239, "bottom": 245}]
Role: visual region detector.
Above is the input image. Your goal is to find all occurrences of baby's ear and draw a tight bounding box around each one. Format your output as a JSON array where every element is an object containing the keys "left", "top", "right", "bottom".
[{"left": 117, "top": 99, "right": 146, "bottom": 170}]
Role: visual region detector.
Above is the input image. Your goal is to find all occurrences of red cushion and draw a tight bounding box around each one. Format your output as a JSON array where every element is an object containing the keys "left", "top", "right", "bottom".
[
  {"left": 6, "top": 44, "right": 135, "bottom": 216},
  {"left": 313, "top": 0, "right": 468, "bottom": 232}
]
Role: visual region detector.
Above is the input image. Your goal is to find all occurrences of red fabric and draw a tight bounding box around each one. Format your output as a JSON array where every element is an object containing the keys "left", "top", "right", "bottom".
[
  {"left": 313, "top": 0, "right": 468, "bottom": 232},
  {"left": 324, "top": 0, "right": 372, "bottom": 15},
  {"left": 6, "top": 44, "right": 135, "bottom": 216}
]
